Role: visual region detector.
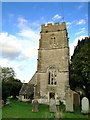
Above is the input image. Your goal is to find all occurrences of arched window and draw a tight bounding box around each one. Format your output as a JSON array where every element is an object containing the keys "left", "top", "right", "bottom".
[
  {"left": 48, "top": 67, "right": 57, "bottom": 85},
  {"left": 50, "top": 34, "right": 58, "bottom": 48}
]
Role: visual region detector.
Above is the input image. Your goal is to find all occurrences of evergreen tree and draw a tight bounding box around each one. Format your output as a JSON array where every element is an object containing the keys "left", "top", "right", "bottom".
[{"left": 70, "top": 37, "right": 90, "bottom": 100}]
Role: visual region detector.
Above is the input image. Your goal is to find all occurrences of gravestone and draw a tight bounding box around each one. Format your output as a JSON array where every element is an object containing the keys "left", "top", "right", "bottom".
[
  {"left": 81, "top": 97, "right": 90, "bottom": 114},
  {"left": 0, "top": 100, "right": 4, "bottom": 108},
  {"left": 49, "top": 98, "right": 57, "bottom": 113},
  {"left": 73, "top": 92, "right": 80, "bottom": 107},
  {"left": 32, "top": 99, "right": 39, "bottom": 112},
  {"left": 66, "top": 87, "right": 74, "bottom": 112}
]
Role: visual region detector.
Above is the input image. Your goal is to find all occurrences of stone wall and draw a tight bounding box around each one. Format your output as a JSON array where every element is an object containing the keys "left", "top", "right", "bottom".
[
  {"left": 36, "top": 22, "right": 69, "bottom": 104},
  {"left": 38, "top": 48, "right": 69, "bottom": 72}
]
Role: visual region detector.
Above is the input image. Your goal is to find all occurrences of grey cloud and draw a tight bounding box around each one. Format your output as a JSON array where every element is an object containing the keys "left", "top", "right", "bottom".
[{"left": 0, "top": 45, "right": 21, "bottom": 60}]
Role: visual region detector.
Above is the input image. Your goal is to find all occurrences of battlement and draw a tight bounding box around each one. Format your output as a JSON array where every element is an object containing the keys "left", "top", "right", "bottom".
[
  {"left": 41, "top": 22, "right": 67, "bottom": 33},
  {"left": 84, "top": 36, "right": 90, "bottom": 39},
  {"left": 79, "top": 36, "right": 90, "bottom": 41}
]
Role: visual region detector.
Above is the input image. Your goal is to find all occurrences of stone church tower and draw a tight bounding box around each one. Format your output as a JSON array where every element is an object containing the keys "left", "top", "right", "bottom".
[
  {"left": 35, "top": 22, "right": 69, "bottom": 104},
  {"left": 19, "top": 22, "right": 70, "bottom": 104}
]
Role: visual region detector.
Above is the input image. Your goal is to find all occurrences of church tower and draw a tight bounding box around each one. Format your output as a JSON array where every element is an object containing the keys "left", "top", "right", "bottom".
[{"left": 35, "top": 22, "right": 70, "bottom": 104}]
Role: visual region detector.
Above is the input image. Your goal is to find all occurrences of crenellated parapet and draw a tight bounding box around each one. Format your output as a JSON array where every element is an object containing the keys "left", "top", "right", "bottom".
[
  {"left": 84, "top": 36, "right": 90, "bottom": 39},
  {"left": 41, "top": 22, "right": 66, "bottom": 33}
]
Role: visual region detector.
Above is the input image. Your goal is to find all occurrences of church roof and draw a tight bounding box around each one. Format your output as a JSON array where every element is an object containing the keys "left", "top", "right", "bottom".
[
  {"left": 19, "top": 83, "right": 34, "bottom": 95},
  {"left": 28, "top": 72, "right": 36, "bottom": 85}
]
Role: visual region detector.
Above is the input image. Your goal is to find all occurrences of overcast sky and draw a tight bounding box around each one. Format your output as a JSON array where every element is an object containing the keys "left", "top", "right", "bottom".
[{"left": 1, "top": 2, "right": 88, "bottom": 83}]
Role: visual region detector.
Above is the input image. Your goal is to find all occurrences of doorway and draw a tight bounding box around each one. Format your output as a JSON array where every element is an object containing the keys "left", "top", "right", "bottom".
[{"left": 49, "top": 92, "right": 55, "bottom": 99}]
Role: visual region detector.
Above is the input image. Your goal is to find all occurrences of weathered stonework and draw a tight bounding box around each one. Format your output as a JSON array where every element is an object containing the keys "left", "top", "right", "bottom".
[
  {"left": 35, "top": 22, "right": 70, "bottom": 104},
  {"left": 19, "top": 22, "right": 70, "bottom": 104}
]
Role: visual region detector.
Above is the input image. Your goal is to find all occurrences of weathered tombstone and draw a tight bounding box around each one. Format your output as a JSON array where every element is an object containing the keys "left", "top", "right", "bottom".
[
  {"left": 66, "top": 87, "right": 74, "bottom": 112},
  {"left": 49, "top": 98, "right": 57, "bottom": 113},
  {"left": 32, "top": 99, "right": 39, "bottom": 112},
  {"left": 81, "top": 97, "right": 90, "bottom": 114},
  {"left": 73, "top": 92, "right": 80, "bottom": 107},
  {"left": 0, "top": 100, "right": 4, "bottom": 108}
]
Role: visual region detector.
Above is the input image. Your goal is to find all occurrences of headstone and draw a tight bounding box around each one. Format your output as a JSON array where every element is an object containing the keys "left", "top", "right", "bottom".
[
  {"left": 65, "top": 87, "right": 74, "bottom": 112},
  {"left": 32, "top": 99, "right": 39, "bottom": 112},
  {"left": 0, "top": 100, "right": 4, "bottom": 108},
  {"left": 49, "top": 98, "right": 57, "bottom": 113},
  {"left": 73, "top": 92, "right": 80, "bottom": 107},
  {"left": 81, "top": 97, "right": 90, "bottom": 114}
]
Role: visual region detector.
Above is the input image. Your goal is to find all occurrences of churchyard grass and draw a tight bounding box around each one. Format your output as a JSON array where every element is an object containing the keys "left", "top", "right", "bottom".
[
  {"left": 0, "top": 108, "right": 2, "bottom": 120},
  {"left": 2, "top": 99, "right": 90, "bottom": 119}
]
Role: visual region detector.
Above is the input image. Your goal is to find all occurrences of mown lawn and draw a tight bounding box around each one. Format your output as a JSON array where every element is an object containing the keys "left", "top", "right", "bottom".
[{"left": 2, "top": 99, "right": 90, "bottom": 119}]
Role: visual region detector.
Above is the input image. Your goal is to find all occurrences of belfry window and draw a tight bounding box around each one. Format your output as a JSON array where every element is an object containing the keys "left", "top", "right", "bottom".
[
  {"left": 50, "top": 34, "right": 58, "bottom": 48},
  {"left": 51, "top": 37, "right": 56, "bottom": 45}
]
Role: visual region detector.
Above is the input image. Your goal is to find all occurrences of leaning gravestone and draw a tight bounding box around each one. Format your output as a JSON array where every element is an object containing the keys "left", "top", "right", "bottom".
[
  {"left": 32, "top": 99, "right": 39, "bottom": 112},
  {"left": 81, "top": 97, "right": 90, "bottom": 114},
  {"left": 49, "top": 98, "right": 57, "bottom": 113}
]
